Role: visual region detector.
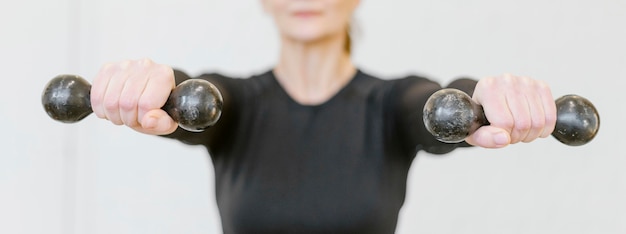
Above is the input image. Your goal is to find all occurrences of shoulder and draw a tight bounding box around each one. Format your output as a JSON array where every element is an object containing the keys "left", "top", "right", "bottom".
[
  {"left": 174, "top": 69, "right": 276, "bottom": 94},
  {"left": 355, "top": 70, "right": 442, "bottom": 100},
  {"left": 390, "top": 74, "right": 441, "bottom": 91},
  {"left": 357, "top": 70, "right": 440, "bottom": 88}
]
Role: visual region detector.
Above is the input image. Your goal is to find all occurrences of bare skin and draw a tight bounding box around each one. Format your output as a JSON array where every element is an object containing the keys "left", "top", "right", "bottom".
[{"left": 90, "top": 0, "right": 556, "bottom": 149}]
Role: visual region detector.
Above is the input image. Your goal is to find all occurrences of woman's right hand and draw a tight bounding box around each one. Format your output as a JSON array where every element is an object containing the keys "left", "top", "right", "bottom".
[{"left": 90, "top": 59, "right": 178, "bottom": 135}]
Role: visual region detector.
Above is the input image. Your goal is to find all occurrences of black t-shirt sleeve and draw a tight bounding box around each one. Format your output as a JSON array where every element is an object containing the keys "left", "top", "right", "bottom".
[
  {"left": 159, "top": 69, "right": 240, "bottom": 148},
  {"left": 392, "top": 76, "right": 478, "bottom": 155}
]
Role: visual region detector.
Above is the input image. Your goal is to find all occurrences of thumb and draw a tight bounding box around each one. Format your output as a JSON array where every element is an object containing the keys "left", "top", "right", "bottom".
[
  {"left": 136, "top": 109, "right": 178, "bottom": 135},
  {"left": 465, "top": 126, "right": 511, "bottom": 148}
]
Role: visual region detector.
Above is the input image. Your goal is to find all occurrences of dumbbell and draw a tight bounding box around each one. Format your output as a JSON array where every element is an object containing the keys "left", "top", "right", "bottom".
[
  {"left": 423, "top": 88, "right": 600, "bottom": 146},
  {"left": 42, "top": 74, "right": 223, "bottom": 132}
]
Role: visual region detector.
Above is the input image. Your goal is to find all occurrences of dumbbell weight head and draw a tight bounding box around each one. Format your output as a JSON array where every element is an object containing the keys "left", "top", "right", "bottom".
[
  {"left": 163, "top": 79, "right": 223, "bottom": 132},
  {"left": 552, "top": 95, "right": 600, "bottom": 146},
  {"left": 42, "top": 75, "right": 92, "bottom": 123}
]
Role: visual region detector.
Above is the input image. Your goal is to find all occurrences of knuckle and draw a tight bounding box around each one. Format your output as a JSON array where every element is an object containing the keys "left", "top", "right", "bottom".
[
  {"left": 476, "top": 77, "right": 496, "bottom": 90},
  {"left": 136, "top": 58, "right": 154, "bottom": 70},
  {"left": 493, "top": 118, "right": 515, "bottom": 132},
  {"left": 118, "top": 97, "right": 137, "bottom": 111},
  {"left": 156, "top": 65, "right": 174, "bottom": 77},
  {"left": 482, "top": 76, "right": 496, "bottom": 82},
  {"left": 96, "top": 64, "right": 115, "bottom": 79},
  {"left": 535, "top": 79, "right": 545, "bottom": 86},
  {"left": 514, "top": 119, "right": 532, "bottom": 132},
  {"left": 151, "top": 68, "right": 175, "bottom": 86},
  {"left": 138, "top": 97, "right": 158, "bottom": 111},
  {"left": 100, "top": 62, "right": 114, "bottom": 72},
  {"left": 140, "top": 58, "right": 154, "bottom": 65},
  {"left": 104, "top": 99, "right": 119, "bottom": 112},
  {"left": 494, "top": 74, "right": 516, "bottom": 87},
  {"left": 520, "top": 76, "right": 532, "bottom": 85},
  {"left": 502, "top": 73, "right": 515, "bottom": 81},
  {"left": 538, "top": 81, "right": 551, "bottom": 93},
  {"left": 119, "top": 60, "right": 132, "bottom": 70}
]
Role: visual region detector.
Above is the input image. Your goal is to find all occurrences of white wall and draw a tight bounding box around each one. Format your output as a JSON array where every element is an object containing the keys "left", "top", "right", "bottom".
[
  {"left": 1, "top": 0, "right": 624, "bottom": 233},
  {"left": 1, "top": 0, "right": 72, "bottom": 233}
]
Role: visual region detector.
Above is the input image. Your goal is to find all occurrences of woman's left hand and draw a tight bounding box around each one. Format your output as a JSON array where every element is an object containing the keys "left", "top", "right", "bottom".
[{"left": 466, "top": 74, "right": 557, "bottom": 148}]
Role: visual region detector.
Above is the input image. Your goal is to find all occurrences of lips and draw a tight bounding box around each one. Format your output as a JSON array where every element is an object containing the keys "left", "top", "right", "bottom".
[{"left": 292, "top": 10, "right": 322, "bottom": 18}]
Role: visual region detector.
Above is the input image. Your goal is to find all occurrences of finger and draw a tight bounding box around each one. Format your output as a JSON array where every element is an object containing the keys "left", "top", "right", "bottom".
[
  {"left": 465, "top": 126, "right": 511, "bottom": 148},
  {"left": 118, "top": 68, "right": 150, "bottom": 128},
  {"left": 473, "top": 78, "right": 515, "bottom": 139},
  {"left": 137, "top": 66, "right": 175, "bottom": 122},
  {"left": 102, "top": 67, "right": 130, "bottom": 125},
  {"left": 504, "top": 87, "right": 532, "bottom": 144},
  {"left": 91, "top": 63, "right": 114, "bottom": 119},
  {"left": 521, "top": 91, "right": 546, "bottom": 143},
  {"left": 135, "top": 109, "right": 178, "bottom": 135},
  {"left": 538, "top": 82, "right": 557, "bottom": 138}
]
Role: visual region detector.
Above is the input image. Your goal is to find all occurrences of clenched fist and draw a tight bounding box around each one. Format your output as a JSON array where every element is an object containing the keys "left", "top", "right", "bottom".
[
  {"left": 90, "top": 59, "right": 178, "bottom": 135},
  {"left": 466, "top": 74, "right": 557, "bottom": 148}
]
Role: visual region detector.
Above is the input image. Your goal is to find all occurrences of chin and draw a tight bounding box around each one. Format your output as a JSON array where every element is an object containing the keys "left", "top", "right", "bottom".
[
  {"left": 283, "top": 25, "right": 339, "bottom": 44},
  {"left": 288, "top": 33, "right": 325, "bottom": 43}
]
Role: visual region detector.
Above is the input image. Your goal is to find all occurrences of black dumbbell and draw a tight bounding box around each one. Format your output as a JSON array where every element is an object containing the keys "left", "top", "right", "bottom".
[
  {"left": 423, "top": 88, "right": 599, "bottom": 146},
  {"left": 42, "top": 74, "right": 222, "bottom": 132}
]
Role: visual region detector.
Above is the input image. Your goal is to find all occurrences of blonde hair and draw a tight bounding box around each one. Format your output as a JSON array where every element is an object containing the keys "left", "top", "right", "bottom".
[
  {"left": 345, "top": 24, "right": 352, "bottom": 54},
  {"left": 345, "top": 21, "right": 357, "bottom": 54}
]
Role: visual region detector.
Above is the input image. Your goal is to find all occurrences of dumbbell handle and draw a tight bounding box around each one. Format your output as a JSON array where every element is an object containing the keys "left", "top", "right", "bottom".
[
  {"left": 42, "top": 74, "right": 223, "bottom": 132},
  {"left": 422, "top": 88, "right": 600, "bottom": 146}
]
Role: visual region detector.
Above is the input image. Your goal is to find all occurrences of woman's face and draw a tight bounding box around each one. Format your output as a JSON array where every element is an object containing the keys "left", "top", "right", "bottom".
[{"left": 262, "top": 0, "right": 360, "bottom": 43}]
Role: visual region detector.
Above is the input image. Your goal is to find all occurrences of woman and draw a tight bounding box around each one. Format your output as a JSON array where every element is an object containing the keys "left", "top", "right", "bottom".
[{"left": 90, "top": 0, "right": 556, "bottom": 233}]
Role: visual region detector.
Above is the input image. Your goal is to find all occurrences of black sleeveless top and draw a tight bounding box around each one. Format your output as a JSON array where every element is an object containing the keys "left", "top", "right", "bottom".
[{"left": 163, "top": 69, "right": 476, "bottom": 233}]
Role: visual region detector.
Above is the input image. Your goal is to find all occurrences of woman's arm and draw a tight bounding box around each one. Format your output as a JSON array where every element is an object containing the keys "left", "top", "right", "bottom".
[
  {"left": 392, "top": 74, "right": 557, "bottom": 154},
  {"left": 90, "top": 59, "right": 239, "bottom": 147}
]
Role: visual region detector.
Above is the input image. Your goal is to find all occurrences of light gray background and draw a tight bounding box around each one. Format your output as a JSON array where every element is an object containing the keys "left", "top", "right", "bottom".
[{"left": 1, "top": 0, "right": 624, "bottom": 233}]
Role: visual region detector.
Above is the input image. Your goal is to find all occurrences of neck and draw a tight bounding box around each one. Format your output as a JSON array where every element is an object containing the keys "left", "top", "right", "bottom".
[{"left": 274, "top": 33, "right": 356, "bottom": 105}]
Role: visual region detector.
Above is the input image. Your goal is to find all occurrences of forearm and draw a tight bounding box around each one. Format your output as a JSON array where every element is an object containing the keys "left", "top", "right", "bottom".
[{"left": 447, "top": 77, "right": 477, "bottom": 96}]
